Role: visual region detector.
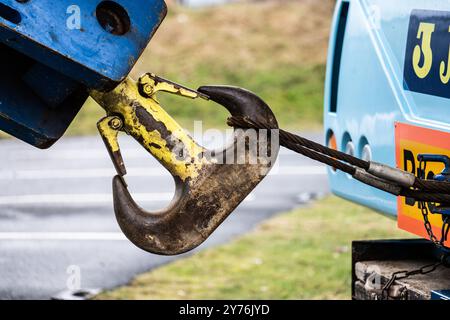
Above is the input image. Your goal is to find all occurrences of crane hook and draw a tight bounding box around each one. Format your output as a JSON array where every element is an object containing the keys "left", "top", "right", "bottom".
[{"left": 91, "top": 73, "right": 279, "bottom": 255}]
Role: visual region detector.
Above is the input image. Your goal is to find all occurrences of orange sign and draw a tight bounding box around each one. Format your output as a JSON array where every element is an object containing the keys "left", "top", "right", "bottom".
[{"left": 395, "top": 122, "right": 450, "bottom": 246}]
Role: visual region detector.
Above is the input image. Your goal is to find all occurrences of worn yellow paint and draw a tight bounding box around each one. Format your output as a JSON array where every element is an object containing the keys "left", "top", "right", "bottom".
[
  {"left": 97, "top": 116, "right": 120, "bottom": 153},
  {"left": 91, "top": 77, "right": 207, "bottom": 181},
  {"left": 140, "top": 73, "right": 199, "bottom": 99}
]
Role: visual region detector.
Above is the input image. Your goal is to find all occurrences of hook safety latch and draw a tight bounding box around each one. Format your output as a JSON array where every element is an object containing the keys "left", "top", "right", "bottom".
[
  {"left": 91, "top": 73, "right": 279, "bottom": 255},
  {"left": 96, "top": 73, "right": 209, "bottom": 180}
]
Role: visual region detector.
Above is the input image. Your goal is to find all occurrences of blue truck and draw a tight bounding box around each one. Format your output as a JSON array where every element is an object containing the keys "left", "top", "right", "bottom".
[{"left": 324, "top": 0, "right": 450, "bottom": 299}]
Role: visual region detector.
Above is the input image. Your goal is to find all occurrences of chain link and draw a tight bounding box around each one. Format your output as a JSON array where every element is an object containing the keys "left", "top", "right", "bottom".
[
  {"left": 418, "top": 159, "right": 450, "bottom": 249},
  {"left": 228, "top": 116, "right": 450, "bottom": 300},
  {"left": 420, "top": 201, "right": 441, "bottom": 244},
  {"left": 380, "top": 259, "right": 444, "bottom": 299}
]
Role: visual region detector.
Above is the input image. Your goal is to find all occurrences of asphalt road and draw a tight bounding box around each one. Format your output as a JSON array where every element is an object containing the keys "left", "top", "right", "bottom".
[{"left": 0, "top": 133, "right": 329, "bottom": 299}]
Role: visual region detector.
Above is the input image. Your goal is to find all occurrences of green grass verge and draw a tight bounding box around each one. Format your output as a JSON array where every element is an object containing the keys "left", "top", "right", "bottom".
[
  {"left": 151, "top": 64, "right": 326, "bottom": 131},
  {"left": 97, "top": 196, "right": 411, "bottom": 300}
]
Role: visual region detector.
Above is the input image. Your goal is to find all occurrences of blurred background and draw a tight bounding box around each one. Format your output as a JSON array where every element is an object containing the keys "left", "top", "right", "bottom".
[
  {"left": 0, "top": 0, "right": 407, "bottom": 300},
  {"left": 68, "top": 0, "right": 335, "bottom": 135}
]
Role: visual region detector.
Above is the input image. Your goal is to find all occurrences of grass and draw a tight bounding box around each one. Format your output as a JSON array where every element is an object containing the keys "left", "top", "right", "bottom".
[
  {"left": 64, "top": 0, "right": 334, "bottom": 136},
  {"left": 97, "top": 196, "right": 411, "bottom": 300}
]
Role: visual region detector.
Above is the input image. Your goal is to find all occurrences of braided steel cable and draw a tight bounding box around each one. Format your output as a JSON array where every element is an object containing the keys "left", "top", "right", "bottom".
[
  {"left": 228, "top": 116, "right": 450, "bottom": 203},
  {"left": 401, "top": 189, "right": 450, "bottom": 203},
  {"left": 280, "top": 139, "right": 356, "bottom": 176},
  {"left": 228, "top": 116, "right": 370, "bottom": 170},
  {"left": 413, "top": 179, "right": 450, "bottom": 195}
]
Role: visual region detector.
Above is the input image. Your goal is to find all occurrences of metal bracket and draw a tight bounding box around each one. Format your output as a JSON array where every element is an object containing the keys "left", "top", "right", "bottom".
[{"left": 0, "top": 0, "right": 167, "bottom": 148}]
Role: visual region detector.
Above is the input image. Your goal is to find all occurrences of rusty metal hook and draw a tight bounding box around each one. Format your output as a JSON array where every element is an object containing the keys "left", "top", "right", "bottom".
[{"left": 91, "top": 74, "right": 279, "bottom": 255}]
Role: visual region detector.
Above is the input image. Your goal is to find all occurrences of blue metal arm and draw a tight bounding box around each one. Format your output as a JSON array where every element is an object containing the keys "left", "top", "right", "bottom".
[{"left": 0, "top": 0, "right": 167, "bottom": 148}]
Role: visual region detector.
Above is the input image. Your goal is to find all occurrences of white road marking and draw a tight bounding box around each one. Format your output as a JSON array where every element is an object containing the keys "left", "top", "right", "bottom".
[
  {"left": 6, "top": 145, "right": 303, "bottom": 160},
  {"left": 0, "top": 232, "right": 127, "bottom": 241},
  {"left": 0, "top": 166, "right": 326, "bottom": 180},
  {"left": 10, "top": 149, "right": 146, "bottom": 160},
  {"left": 0, "top": 193, "right": 172, "bottom": 206},
  {"left": 0, "top": 167, "right": 167, "bottom": 179},
  {"left": 0, "top": 193, "right": 255, "bottom": 206}
]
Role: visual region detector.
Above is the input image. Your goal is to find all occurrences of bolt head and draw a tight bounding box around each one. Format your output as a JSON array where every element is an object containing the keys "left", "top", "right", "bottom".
[
  {"left": 142, "top": 84, "right": 154, "bottom": 96},
  {"left": 109, "top": 118, "right": 122, "bottom": 130}
]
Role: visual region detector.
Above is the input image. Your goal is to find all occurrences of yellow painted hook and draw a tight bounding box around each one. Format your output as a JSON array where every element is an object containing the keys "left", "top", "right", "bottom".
[{"left": 91, "top": 74, "right": 279, "bottom": 255}]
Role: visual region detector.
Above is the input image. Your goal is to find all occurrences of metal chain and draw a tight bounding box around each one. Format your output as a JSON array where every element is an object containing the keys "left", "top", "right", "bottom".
[
  {"left": 380, "top": 257, "right": 445, "bottom": 300},
  {"left": 379, "top": 160, "right": 450, "bottom": 299},
  {"left": 442, "top": 216, "right": 450, "bottom": 244},
  {"left": 420, "top": 201, "right": 441, "bottom": 245},
  {"left": 229, "top": 116, "right": 450, "bottom": 234},
  {"left": 418, "top": 158, "right": 450, "bottom": 249},
  {"left": 228, "top": 116, "right": 450, "bottom": 300}
]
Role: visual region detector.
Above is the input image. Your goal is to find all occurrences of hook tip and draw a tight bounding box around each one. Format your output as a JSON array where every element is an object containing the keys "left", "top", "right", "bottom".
[{"left": 198, "top": 86, "right": 278, "bottom": 128}]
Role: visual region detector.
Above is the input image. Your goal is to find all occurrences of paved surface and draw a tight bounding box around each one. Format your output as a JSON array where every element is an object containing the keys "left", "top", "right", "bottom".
[{"left": 0, "top": 133, "right": 329, "bottom": 299}]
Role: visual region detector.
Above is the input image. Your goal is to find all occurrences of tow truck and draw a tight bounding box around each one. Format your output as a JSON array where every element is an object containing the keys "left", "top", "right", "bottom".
[
  {"left": 325, "top": 0, "right": 450, "bottom": 299},
  {"left": 1, "top": 0, "right": 449, "bottom": 300}
]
